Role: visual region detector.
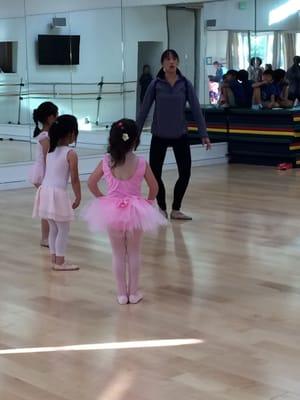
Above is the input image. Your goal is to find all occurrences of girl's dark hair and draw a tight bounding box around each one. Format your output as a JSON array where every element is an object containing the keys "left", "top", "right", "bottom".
[
  {"left": 273, "top": 68, "right": 286, "bottom": 82},
  {"left": 32, "top": 101, "right": 58, "bottom": 137},
  {"left": 250, "top": 57, "right": 263, "bottom": 66},
  {"left": 48, "top": 114, "right": 78, "bottom": 153},
  {"left": 108, "top": 118, "right": 140, "bottom": 167},
  {"left": 263, "top": 69, "right": 273, "bottom": 78},
  {"left": 237, "top": 69, "right": 249, "bottom": 82}
]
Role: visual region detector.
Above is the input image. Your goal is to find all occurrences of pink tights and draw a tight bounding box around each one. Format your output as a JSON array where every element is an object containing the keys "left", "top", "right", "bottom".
[{"left": 108, "top": 230, "right": 143, "bottom": 297}]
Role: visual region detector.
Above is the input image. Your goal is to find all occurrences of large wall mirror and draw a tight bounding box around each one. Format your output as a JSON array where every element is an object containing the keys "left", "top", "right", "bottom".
[{"left": 0, "top": 0, "right": 299, "bottom": 167}]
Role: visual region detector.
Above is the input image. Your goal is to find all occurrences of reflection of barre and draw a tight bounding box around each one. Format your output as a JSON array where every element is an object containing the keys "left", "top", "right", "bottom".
[{"left": 0, "top": 91, "right": 136, "bottom": 98}]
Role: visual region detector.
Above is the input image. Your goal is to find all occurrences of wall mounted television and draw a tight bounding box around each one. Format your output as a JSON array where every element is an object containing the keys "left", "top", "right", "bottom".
[{"left": 38, "top": 35, "right": 80, "bottom": 65}]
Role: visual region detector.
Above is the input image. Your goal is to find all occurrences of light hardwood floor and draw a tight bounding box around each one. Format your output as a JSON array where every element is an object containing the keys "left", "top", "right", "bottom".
[{"left": 0, "top": 164, "right": 300, "bottom": 400}]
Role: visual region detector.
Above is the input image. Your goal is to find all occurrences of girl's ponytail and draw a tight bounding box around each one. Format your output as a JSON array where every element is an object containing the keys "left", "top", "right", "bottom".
[
  {"left": 32, "top": 109, "right": 41, "bottom": 137},
  {"left": 48, "top": 122, "right": 61, "bottom": 153},
  {"left": 48, "top": 115, "right": 78, "bottom": 153}
]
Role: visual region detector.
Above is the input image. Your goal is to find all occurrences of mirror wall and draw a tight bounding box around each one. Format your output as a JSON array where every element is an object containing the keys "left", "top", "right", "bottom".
[{"left": 0, "top": 0, "right": 299, "bottom": 165}]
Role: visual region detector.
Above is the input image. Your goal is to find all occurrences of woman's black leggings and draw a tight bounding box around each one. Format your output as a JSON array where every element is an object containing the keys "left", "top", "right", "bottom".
[{"left": 149, "top": 135, "right": 191, "bottom": 211}]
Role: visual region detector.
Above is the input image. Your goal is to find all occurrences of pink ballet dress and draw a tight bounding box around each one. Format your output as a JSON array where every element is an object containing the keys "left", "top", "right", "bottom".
[
  {"left": 33, "top": 146, "right": 74, "bottom": 222},
  {"left": 82, "top": 154, "right": 167, "bottom": 233},
  {"left": 28, "top": 131, "right": 48, "bottom": 186}
]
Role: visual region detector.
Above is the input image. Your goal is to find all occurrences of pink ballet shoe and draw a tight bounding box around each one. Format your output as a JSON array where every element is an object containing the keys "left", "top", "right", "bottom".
[
  {"left": 52, "top": 263, "right": 80, "bottom": 271},
  {"left": 117, "top": 295, "right": 128, "bottom": 305},
  {"left": 129, "top": 292, "right": 143, "bottom": 304}
]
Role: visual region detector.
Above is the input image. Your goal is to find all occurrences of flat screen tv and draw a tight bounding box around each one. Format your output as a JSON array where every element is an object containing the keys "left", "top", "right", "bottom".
[{"left": 38, "top": 35, "right": 80, "bottom": 65}]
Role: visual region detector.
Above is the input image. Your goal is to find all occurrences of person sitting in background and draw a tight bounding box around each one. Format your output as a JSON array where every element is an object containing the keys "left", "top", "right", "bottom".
[
  {"left": 286, "top": 56, "right": 300, "bottom": 106},
  {"left": 208, "top": 61, "right": 225, "bottom": 83},
  {"left": 248, "top": 57, "right": 264, "bottom": 82},
  {"left": 219, "top": 69, "right": 245, "bottom": 107},
  {"left": 252, "top": 70, "right": 277, "bottom": 109},
  {"left": 237, "top": 69, "right": 253, "bottom": 108},
  {"left": 265, "top": 64, "right": 273, "bottom": 71},
  {"left": 273, "top": 69, "right": 293, "bottom": 108}
]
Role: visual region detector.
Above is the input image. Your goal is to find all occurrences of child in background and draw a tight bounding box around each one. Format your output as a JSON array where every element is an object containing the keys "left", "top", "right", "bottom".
[
  {"left": 82, "top": 119, "right": 167, "bottom": 305},
  {"left": 252, "top": 70, "right": 277, "bottom": 109},
  {"left": 237, "top": 69, "right": 253, "bottom": 108},
  {"left": 33, "top": 115, "right": 81, "bottom": 271},
  {"left": 29, "top": 101, "right": 58, "bottom": 247},
  {"left": 219, "top": 70, "right": 244, "bottom": 107},
  {"left": 273, "top": 69, "right": 293, "bottom": 108}
]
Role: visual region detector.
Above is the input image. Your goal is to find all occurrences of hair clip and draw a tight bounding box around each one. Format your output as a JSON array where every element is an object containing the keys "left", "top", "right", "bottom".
[
  {"left": 117, "top": 121, "right": 124, "bottom": 129},
  {"left": 122, "top": 133, "right": 129, "bottom": 142}
]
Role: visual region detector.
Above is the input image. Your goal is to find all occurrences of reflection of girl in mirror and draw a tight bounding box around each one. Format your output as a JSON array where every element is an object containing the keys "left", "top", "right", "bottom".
[
  {"left": 248, "top": 57, "right": 264, "bottom": 82},
  {"left": 33, "top": 115, "right": 81, "bottom": 271},
  {"left": 137, "top": 49, "right": 211, "bottom": 220},
  {"left": 29, "top": 101, "right": 58, "bottom": 247},
  {"left": 82, "top": 119, "right": 167, "bottom": 304}
]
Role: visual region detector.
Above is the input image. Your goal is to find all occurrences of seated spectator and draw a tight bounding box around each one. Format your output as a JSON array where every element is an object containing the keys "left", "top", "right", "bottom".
[
  {"left": 237, "top": 69, "right": 253, "bottom": 108},
  {"left": 286, "top": 56, "right": 300, "bottom": 105},
  {"left": 273, "top": 68, "right": 293, "bottom": 108},
  {"left": 252, "top": 70, "right": 277, "bottom": 109},
  {"left": 219, "top": 69, "right": 245, "bottom": 107}
]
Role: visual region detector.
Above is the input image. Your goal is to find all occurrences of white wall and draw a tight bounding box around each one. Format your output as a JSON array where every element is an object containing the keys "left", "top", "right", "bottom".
[{"left": 123, "top": 6, "right": 168, "bottom": 119}]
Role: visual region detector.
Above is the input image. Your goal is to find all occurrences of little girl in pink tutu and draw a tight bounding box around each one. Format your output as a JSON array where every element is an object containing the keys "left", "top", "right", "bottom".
[
  {"left": 29, "top": 101, "right": 58, "bottom": 247},
  {"left": 82, "top": 119, "right": 167, "bottom": 304},
  {"left": 33, "top": 115, "right": 81, "bottom": 271}
]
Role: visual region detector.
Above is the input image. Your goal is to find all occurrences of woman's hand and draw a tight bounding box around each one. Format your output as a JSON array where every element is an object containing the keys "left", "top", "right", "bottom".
[{"left": 202, "top": 136, "right": 212, "bottom": 150}]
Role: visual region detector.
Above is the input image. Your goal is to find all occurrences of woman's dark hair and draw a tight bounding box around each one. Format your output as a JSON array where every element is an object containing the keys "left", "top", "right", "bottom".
[
  {"left": 227, "top": 69, "right": 238, "bottom": 78},
  {"left": 237, "top": 69, "right": 249, "bottom": 82},
  {"left": 108, "top": 118, "right": 140, "bottom": 167},
  {"left": 160, "top": 49, "right": 180, "bottom": 64},
  {"left": 32, "top": 101, "right": 58, "bottom": 137},
  {"left": 250, "top": 57, "right": 263, "bottom": 66},
  {"left": 48, "top": 114, "right": 78, "bottom": 153},
  {"left": 273, "top": 68, "right": 286, "bottom": 82},
  {"left": 157, "top": 49, "right": 182, "bottom": 79}
]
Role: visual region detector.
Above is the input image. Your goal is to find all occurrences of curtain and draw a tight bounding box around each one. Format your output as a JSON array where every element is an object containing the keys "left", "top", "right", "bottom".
[
  {"left": 272, "top": 31, "right": 282, "bottom": 69},
  {"left": 226, "top": 31, "right": 239, "bottom": 70},
  {"left": 283, "top": 32, "right": 296, "bottom": 69}
]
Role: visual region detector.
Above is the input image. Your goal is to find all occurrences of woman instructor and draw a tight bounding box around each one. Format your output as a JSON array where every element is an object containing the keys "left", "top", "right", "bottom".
[{"left": 137, "top": 49, "right": 211, "bottom": 220}]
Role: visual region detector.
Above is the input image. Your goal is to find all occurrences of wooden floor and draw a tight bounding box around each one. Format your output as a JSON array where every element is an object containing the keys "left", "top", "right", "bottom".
[{"left": 0, "top": 164, "right": 300, "bottom": 400}]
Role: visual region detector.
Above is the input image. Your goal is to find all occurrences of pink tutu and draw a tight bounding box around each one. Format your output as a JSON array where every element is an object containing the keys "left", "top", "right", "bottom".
[
  {"left": 33, "top": 185, "right": 74, "bottom": 222},
  {"left": 81, "top": 196, "right": 167, "bottom": 233}
]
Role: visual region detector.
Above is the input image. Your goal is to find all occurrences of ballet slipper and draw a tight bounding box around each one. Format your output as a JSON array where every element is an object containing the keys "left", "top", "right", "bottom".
[
  {"left": 170, "top": 210, "right": 192, "bottom": 220},
  {"left": 117, "top": 295, "right": 129, "bottom": 305},
  {"left": 52, "top": 263, "right": 80, "bottom": 271},
  {"left": 129, "top": 292, "right": 143, "bottom": 304}
]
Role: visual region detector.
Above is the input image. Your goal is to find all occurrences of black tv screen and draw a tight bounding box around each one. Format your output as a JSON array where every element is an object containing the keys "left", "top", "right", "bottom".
[{"left": 38, "top": 35, "right": 80, "bottom": 65}]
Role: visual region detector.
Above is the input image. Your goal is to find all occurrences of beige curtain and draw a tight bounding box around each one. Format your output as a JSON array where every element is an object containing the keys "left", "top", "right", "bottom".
[
  {"left": 283, "top": 32, "right": 296, "bottom": 68},
  {"left": 272, "top": 31, "right": 282, "bottom": 69},
  {"left": 226, "top": 31, "right": 239, "bottom": 70}
]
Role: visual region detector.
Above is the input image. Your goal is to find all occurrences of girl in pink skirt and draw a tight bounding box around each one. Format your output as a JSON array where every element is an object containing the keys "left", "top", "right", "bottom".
[
  {"left": 82, "top": 119, "right": 167, "bottom": 304},
  {"left": 29, "top": 101, "right": 58, "bottom": 247},
  {"left": 33, "top": 115, "right": 81, "bottom": 271}
]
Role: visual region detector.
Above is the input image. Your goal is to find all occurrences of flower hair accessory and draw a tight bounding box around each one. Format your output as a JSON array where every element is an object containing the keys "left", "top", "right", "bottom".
[{"left": 122, "top": 133, "right": 129, "bottom": 142}]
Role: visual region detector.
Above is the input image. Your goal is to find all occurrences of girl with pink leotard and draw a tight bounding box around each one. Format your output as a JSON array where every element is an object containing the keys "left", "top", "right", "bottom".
[{"left": 82, "top": 119, "right": 167, "bottom": 304}]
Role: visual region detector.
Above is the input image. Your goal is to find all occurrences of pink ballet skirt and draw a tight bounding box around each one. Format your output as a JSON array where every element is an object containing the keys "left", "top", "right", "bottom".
[
  {"left": 81, "top": 154, "right": 167, "bottom": 233},
  {"left": 33, "top": 186, "right": 74, "bottom": 222}
]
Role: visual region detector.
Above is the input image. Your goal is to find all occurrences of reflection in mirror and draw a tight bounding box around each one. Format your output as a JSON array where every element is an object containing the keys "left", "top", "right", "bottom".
[
  {"left": 0, "top": 12, "right": 31, "bottom": 164},
  {"left": 0, "top": 3, "right": 124, "bottom": 166}
]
